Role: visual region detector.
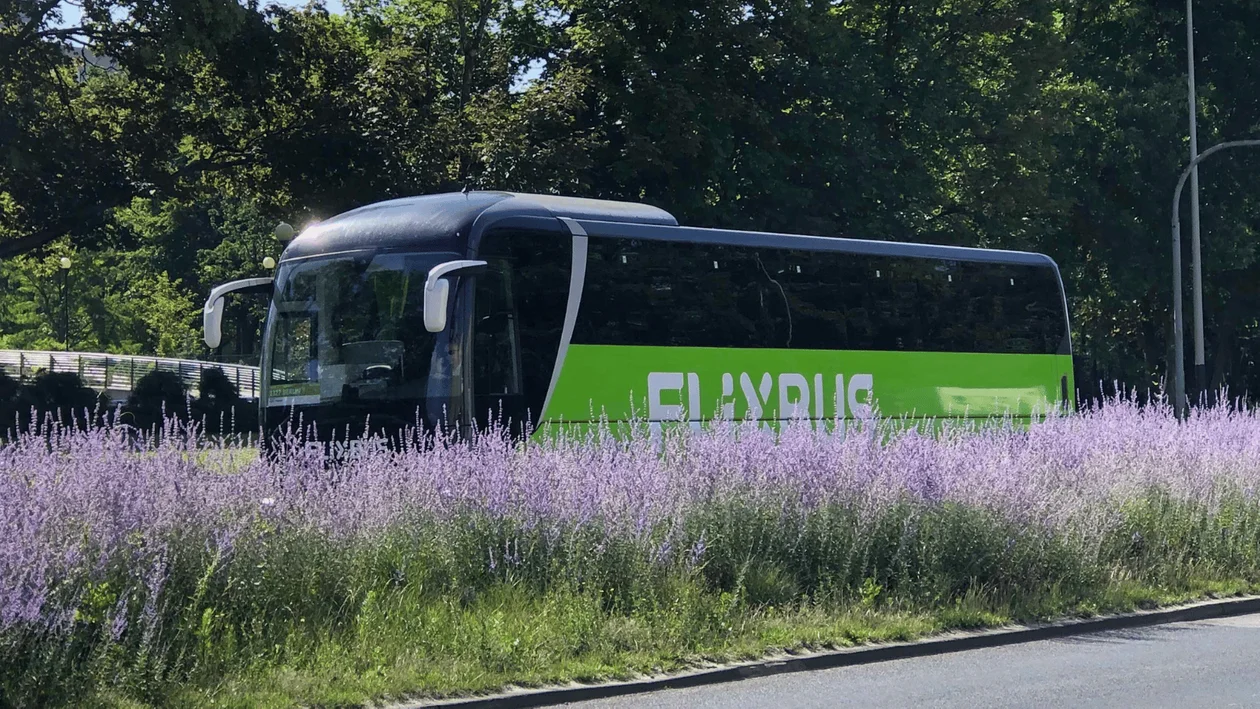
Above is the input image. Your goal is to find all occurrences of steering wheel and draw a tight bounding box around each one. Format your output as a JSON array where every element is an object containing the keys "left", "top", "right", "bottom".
[{"left": 362, "top": 365, "right": 393, "bottom": 381}]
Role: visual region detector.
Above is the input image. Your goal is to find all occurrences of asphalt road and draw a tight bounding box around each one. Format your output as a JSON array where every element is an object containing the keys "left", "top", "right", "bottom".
[{"left": 565, "top": 613, "right": 1260, "bottom": 709}]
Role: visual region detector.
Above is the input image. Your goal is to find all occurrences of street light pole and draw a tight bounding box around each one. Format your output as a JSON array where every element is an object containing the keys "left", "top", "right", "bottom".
[
  {"left": 1185, "top": 0, "right": 1206, "bottom": 402},
  {"left": 1171, "top": 139, "right": 1260, "bottom": 418},
  {"left": 58, "top": 257, "right": 72, "bottom": 352}
]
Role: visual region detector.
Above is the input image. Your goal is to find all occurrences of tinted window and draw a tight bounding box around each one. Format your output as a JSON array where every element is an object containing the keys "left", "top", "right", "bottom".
[
  {"left": 575, "top": 239, "right": 790, "bottom": 348},
  {"left": 472, "top": 261, "right": 522, "bottom": 399},
  {"left": 574, "top": 236, "right": 1067, "bottom": 354},
  {"left": 782, "top": 252, "right": 1067, "bottom": 354},
  {"left": 474, "top": 229, "right": 571, "bottom": 429},
  {"left": 267, "top": 252, "right": 457, "bottom": 404}
]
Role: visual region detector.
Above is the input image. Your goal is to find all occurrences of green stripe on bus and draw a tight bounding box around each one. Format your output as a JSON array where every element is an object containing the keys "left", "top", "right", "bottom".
[{"left": 541, "top": 344, "right": 1073, "bottom": 423}]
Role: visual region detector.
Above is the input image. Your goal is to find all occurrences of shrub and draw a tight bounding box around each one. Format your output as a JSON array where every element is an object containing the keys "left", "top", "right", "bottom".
[
  {"left": 12, "top": 371, "right": 106, "bottom": 432},
  {"left": 192, "top": 366, "right": 256, "bottom": 437},
  {"left": 0, "top": 369, "right": 17, "bottom": 402},
  {"left": 0, "top": 369, "right": 16, "bottom": 437},
  {"left": 123, "top": 369, "right": 190, "bottom": 434}
]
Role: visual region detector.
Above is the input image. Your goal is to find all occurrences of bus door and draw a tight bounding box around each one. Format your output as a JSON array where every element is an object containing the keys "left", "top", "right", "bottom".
[
  {"left": 471, "top": 228, "right": 574, "bottom": 437},
  {"left": 471, "top": 258, "right": 527, "bottom": 436}
]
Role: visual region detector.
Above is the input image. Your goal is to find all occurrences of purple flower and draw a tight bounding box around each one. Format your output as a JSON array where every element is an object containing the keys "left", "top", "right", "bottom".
[{"left": 2, "top": 391, "right": 1260, "bottom": 679}]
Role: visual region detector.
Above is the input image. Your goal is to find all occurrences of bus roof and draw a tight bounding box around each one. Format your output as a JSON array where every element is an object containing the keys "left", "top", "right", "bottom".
[
  {"left": 571, "top": 220, "right": 1060, "bottom": 268},
  {"left": 281, "top": 191, "right": 1056, "bottom": 269},
  {"left": 281, "top": 191, "right": 678, "bottom": 261}
]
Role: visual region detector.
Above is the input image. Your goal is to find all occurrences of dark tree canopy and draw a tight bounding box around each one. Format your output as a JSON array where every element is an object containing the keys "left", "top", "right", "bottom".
[{"left": 2, "top": 0, "right": 1259, "bottom": 401}]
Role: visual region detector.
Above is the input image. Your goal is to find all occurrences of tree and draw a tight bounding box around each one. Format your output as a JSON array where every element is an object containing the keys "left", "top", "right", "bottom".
[
  {"left": 0, "top": 0, "right": 287, "bottom": 257},
  {"left": 4, "top": 0, "right": 1260, "bottom": 402}
]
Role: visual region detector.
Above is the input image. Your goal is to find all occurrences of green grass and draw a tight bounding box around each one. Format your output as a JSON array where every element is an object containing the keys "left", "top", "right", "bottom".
[
  {"left": 186, "top": 446, "right": 258, "bottom": 471},
  {"left": 12, "top": 491, "right": 1260, "bottom": 709},
  {"left": 60, "top": 563, "right": 1256, "bottom": 709},
  {"left": 118, "top": 575, "right": 1256, "bottom": 709}
]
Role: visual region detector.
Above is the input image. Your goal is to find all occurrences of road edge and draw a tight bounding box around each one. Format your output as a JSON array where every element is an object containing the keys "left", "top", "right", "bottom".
[{"left": 400, "top": 594, "right": 1260, "bottom": 709}]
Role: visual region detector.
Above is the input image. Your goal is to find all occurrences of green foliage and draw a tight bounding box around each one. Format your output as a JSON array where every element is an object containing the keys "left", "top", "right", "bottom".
[
  {"left": 2, "top": 0, "right": 1260, "bottom": 391},
  {"left": 0, "top": 368, "right": 17, "bottom": 435},
  {"left": 138, "top": 273, "right": 200, "bottom": 358},
  {"left": 13, "top": 372, "right": 107, "bottom": 432},
  {"left": 192, "top": 366, "right": 257, "bottom": 437},
  {"left": 0, "top": 368, "right": 16, "bottom": 403},
  {"left": 0, "top": 195, "right": 278, "bottom": 359},
  {"left": 123, "top": 370, "right": 190, "bottom": 433}
]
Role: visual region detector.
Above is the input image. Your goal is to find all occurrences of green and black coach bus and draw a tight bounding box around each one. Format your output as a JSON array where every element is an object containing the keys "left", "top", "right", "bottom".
[{"left": 202, "top": 191, "right": 1074, "bottom": 444}]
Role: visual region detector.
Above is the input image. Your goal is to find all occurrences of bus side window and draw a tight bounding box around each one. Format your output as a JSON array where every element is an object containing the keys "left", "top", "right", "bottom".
[
  {"left": 1028, "top": 267, "right": 1071, "bottom": 355},
  {"left": 577, "top": 239, "right": 786, "bottom": 350},
  {"left": 780, "top": 250, "right": 896, "bottom": 352},
  {"left": 778, "top": 250, "right": 847, "bottom": 350},
  {"left": 777, "top": 252, "right": 1066, "bottom": 356},
  {"left": 935, "top": 261, "right": 1067, "bottom": 355}
]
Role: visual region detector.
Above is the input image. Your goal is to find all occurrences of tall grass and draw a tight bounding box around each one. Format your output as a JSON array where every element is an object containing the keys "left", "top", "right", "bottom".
[{"left": 3, "top": 398, "right": 1260, "bottom": 707}]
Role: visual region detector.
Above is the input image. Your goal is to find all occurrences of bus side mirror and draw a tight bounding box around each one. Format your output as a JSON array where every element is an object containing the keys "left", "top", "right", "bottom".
[
  {"left": 424, "top": 260, "right": 487, "bottom": 332},
  {"left": 203, "top": 277, "right": 275, "bottom": 349}
]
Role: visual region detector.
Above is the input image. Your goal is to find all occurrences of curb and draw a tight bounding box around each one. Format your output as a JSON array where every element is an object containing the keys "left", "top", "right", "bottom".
[{"left": 398, "top": 594, "right": 1260, "bottom": 709}]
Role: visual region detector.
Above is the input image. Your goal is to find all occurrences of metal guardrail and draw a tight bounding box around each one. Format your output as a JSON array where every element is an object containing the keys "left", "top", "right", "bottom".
[{"left": 0, "top": 350, "right": 260, "bottom": 400}]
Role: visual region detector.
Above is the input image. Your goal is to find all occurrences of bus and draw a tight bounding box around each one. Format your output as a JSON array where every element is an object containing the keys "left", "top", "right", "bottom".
[{"left": 202, "top": 191, "right": 1074, "bottom": 445}]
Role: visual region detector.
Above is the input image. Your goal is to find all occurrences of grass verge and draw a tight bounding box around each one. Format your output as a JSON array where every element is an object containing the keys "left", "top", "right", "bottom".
[
  {"left": 11, "top": 407, "right": 1260, "bottom": 709},
  {"left": 79, "top": 575, "right": 1258, "bottom": 709}
]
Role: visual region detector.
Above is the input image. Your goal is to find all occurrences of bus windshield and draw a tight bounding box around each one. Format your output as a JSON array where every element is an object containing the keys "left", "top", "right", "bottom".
[{"left": 266, "top": 251, "right": 462, "bottom": 410}]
